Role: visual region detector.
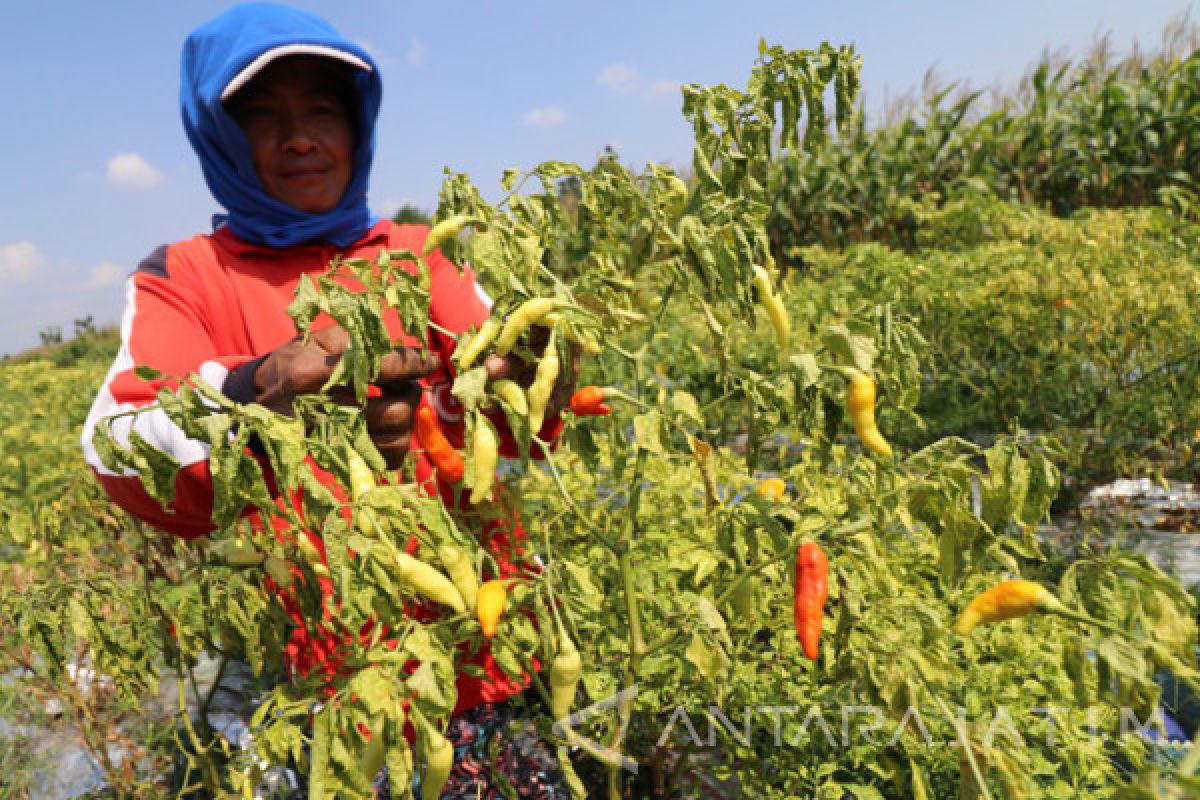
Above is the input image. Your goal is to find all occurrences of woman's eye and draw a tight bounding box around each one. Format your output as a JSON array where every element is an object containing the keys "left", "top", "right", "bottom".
[{"left": 235, "top": 104, "right": 272, "bottom": 119}]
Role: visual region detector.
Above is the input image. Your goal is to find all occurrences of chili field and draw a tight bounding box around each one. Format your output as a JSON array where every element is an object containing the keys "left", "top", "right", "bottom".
[{"left": 2, "top": 36, "right": 1200, "bottom": 800}]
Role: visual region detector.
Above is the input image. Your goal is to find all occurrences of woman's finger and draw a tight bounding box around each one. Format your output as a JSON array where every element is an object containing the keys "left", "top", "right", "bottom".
[
  {"left": 484, "top": 354, "right": 536, "bottom": 385},
  {"left": 376, "top": 347, "right": 441, "bottom": 387},
  {"left": 373, "top": 432, "right": 412, "bottom": 470},
  {"left": 363, "top": 383, "right": 422, "bottom": 435}
]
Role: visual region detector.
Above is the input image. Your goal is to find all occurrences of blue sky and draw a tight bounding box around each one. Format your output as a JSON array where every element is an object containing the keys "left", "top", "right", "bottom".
[{"left": 0, "top": 0, "right": 1195, "bottom": 356}]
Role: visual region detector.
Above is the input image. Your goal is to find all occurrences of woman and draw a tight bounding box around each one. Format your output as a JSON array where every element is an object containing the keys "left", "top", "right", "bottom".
[{"left": 81, "top": 3, "right": 575, "bottom": 796}]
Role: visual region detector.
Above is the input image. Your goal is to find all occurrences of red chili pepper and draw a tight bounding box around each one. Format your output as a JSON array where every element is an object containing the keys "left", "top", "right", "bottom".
[
  {"left": 793, "top": 541, "right": 828, "bottom": 660},
  {"left": 569, "top": 386, "right": 612, "bottom": 416},
  {"left": 414, "top": 406, "right": 465, "bottom": 484}
]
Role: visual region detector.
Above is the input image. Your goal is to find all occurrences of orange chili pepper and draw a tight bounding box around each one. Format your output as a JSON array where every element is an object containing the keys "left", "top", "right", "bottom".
[
  {"left": 794, "top": 542, "right": 828, "bottom": 660},
  {"left": 569, "top": 386, "right": 612, "bottom": 416},
  {"left": 414, "top": 406, "right": 465, "bottom": 484},
  {"left": 954, "top": 579, "right": 1061, "bottom": 636},
  {"left": 476, "top": 579, "right": 507, "bottom": 638}
]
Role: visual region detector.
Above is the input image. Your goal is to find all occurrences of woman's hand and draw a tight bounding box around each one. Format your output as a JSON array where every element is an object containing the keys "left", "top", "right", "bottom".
[
  {"left": 482, "top": 324, "right": 580, "bottom": 421},
  {"left": 253, "top": 326, "right": 440, "bottom": 468}
]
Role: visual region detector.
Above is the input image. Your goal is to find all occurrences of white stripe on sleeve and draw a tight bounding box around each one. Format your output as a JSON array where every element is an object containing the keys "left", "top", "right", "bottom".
[{"left": 81, "top": 277, "right": 229, "bottom": 476}]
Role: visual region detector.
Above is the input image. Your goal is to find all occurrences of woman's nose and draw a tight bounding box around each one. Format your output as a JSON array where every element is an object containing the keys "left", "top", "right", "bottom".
[{"left": 280, "top": 116, "right": 318, "bottom": 153}]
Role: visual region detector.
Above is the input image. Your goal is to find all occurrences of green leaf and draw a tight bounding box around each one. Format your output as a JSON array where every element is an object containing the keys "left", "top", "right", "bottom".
[
  {"left": 125, "top": 429, "right": 182, "bottom": 506},
  {"left": 134, "top": 365, "right": 163, "bottom": 382},
  {"left": 465, "top": 229, "right": 510, "bottom": 281},
  {"left": 309, "top": 705, "right": 332, "bottom": 799},
  {"left": 385, "top": 743, "right": 414, "bottom": 799},
  {"left": 685, "top": 632, "right": 730, "bottom": 681},
  {"left": 822, "top": 324, "right": 877, "bottom": 372},
  {"left": 632, "top": 411, "right": 665, "bottom": 454},
  {"left": 452, "top": 366, "right": 489, "bottom": 412},
  {"left": 562, "top": 561, "right": 603, "bottom": 609},
  {"left": 694, "top": 595, "right": 728, "bottom": 634},
  {"left": 790, "top": 352, "right": 821, "bottom": 389},
  {"left": 501, "top": 167, "right": 521, "bottom": 193},
  {"left": 671, "top": 391, "right": 703, "bottom": 424},
  {"left": 407, "top": 661, "right": 448, "bottom": 707}
]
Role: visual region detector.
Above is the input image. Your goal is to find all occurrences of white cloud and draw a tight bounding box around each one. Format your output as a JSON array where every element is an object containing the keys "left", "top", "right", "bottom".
[
  {"left": 597, "top": 63, "right": 681, "bottom": 102},
  {"left": 522, "top": 106, "right": 568, "bottom": 127},
  {"left": 0, "top": 241, "right": 45, "bottom": 284},
  {"left": 649, "top": 78, "right": 683, "bottom": 99},
  {"left": 597, "top": 62, "right": 640, "bottom": 93},
  {"left": 356, "top": 40, "right": 396, "bottom": 69},
  {"left": 106, "top": 153, "right": 164, "bottom": 191},
  {"left": 407, "top": 37, "right": 427, "bottom": 69},
  {"left": 81, "top": 262, "right": 126, "bottom": 291}
]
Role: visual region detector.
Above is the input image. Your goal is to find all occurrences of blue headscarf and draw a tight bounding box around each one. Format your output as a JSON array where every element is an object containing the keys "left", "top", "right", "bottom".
[{"left": 181, "top": 2, "right": 381, "bottom": 248}]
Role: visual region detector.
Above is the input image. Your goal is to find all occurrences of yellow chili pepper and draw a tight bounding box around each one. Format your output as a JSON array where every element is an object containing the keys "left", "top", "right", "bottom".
[
  {"left": 954, "top": 579, "right": 1062, "bottom": 636},
  {"left": 347, "top": 451, "right": 375, "bottom": 497},
  {"left": 494, "top": 298, "right": 559, "bottom": 356},
  {"left": 846, "top": 369, "right": 893, "bottom": 457},
  {"left": 476, "top": 579, "right": 508, "bottom": 638},
  {"left": 419, "top": 724, "right": 454, "bottom": 800},
  {"left": 392, "top": 550, "right": 466, "bottom": 613},
  {"left": 757, "top": 478, "right": 786, "bottom": 502},
  {"left": 526, "top": 327, "right": 560, "bottom": 434},
  {"left": 491, "top": 379, "right": 528, "bottom": 416},
  {"left": 347, "top": 450, "right": 377, "bottom": 534},
  {"left": 453, "top": 317, "right": 501, "bottom": 372},
  {"left": 437, "top": 544, "right": 478, "bottom": 612},
  {"left": 550, "top": 625, "right": 582, "bottom": 722},
  {"left": 422, "top": 214, "right": 471, "bottom": 255},
  {"left": 752, "top": 264, "right": 790, "bottom": 351},
  {"left": 469, "top": 412, "right": 499, "bottom": 505}
]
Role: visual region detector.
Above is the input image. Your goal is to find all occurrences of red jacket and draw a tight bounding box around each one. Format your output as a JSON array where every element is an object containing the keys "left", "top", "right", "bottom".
[{"left": 81, "top": 219, "right": 555, "bottom": 711}]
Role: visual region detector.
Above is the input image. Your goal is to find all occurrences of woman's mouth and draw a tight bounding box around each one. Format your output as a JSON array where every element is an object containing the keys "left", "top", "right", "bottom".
[{"left": 278, "top": 166, "right": 328, "bottom": 181}]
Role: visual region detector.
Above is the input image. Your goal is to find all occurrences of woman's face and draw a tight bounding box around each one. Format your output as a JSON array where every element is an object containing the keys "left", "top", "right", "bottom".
[{"left": 225, "top": 56, "right": 355, "bottom": 215}]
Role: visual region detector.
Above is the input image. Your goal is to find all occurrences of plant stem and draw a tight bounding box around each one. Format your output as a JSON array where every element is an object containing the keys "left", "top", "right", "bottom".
[
  {"left": 520, "top": 650, "right": 555, "bottom": 711},
  {"left": 714, "top": 552, "right": 787, "bottom": 609},
  {"left": 700, "top": 389, "right": 736, "bottom": 415},
  {"left": 607, "top": 448, "right": 651, "bottom": 800},
  {"left": 665, "top": 740, "right": 702, "bottom": 796},
  {"left": 1044, "top": 605, "right": 1129, "bottom": 638},
  {"left": 541, "top": 445, "right": 581, "bottom": 514},
  {"left": 197, "top": 653, "right": 228, "bottom": 729},
  {"left": 616, "top": 450, "right": 649, "bottom": 659},
  {"left": 929, "top": 691, "right": 995, "bottom": 800},
  {"left": 608, "top": 389, "right": 654, "bottom": 412},
  {"left": 608, "top": 343, "right": 646, "bottom": 364}
]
